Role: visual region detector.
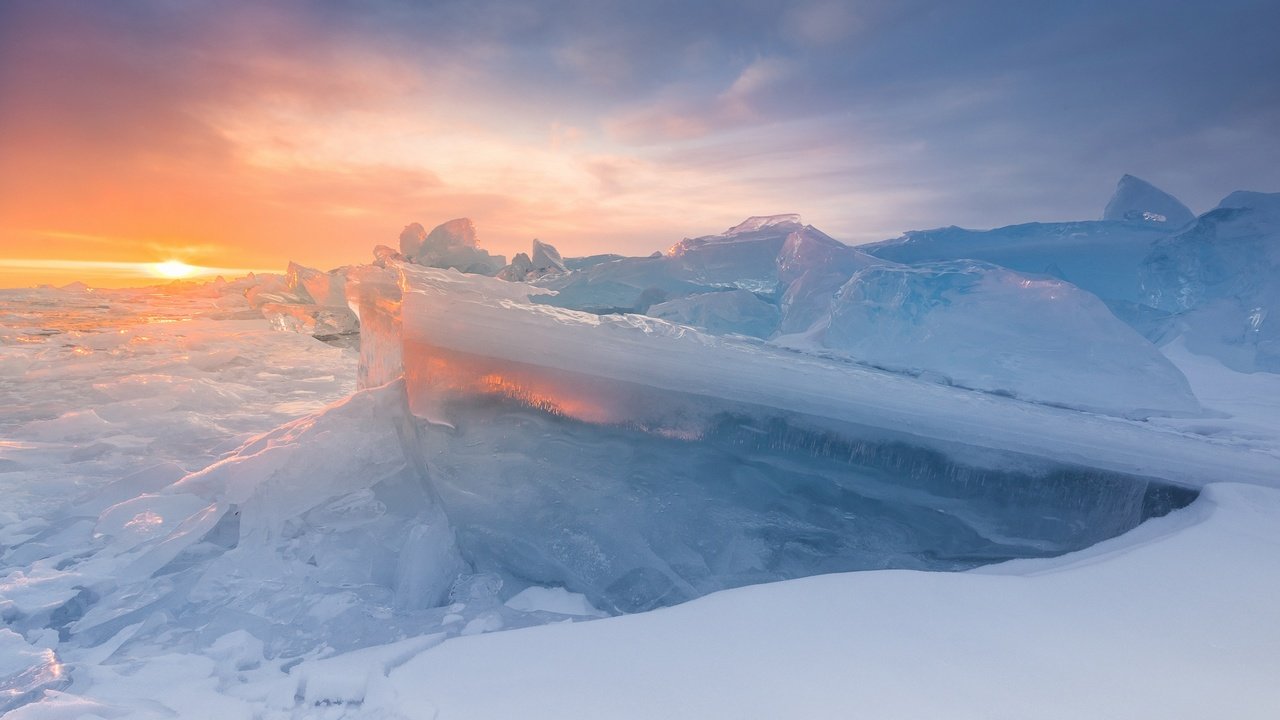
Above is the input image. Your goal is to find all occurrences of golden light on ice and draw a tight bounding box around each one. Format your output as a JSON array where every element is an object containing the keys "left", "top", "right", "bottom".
[{"left": 150, "top": 260, "right": 198, "bottom": 279}]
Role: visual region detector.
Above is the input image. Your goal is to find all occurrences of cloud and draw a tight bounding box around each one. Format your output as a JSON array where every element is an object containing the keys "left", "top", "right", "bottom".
[
  {"left": 1, "top": 0, "right": 1277, "bottom": 286},
  {"left": 782, "top": 1, "right": 862, "bottom": 46}
]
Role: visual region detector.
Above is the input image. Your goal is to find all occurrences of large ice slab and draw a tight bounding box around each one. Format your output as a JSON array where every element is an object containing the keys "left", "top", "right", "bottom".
[
  {"left": 667, "top": 214, "right": 821, "bottom": 291},
  {"left": 537, "top": 217, "right": 850, "bottom": 316},
  {"left": 388, "top": 264, "right": 1272, "bottom": 487},
  {"left": 1141, "top": 193, "right": 1280, "bottom": 372},
  {"left": 244, "top": 264, "right": 1206, "bottom": 616},
  {"left": 816, "top": 260, "right": 1201, "bottom": 417},
  {"left": 861, "top": 221, "right": 1173, "bottom": 306},
  {"left": 1102, "top": 174, "right": 1196, "bottom": 227},
  {"left": 496, "top": 239, "right": 568, "bottom": 282},
  {"left": 399, "top": 218, "right": 506, "bottom": 275},
  {"left": 533, "top": 255, "right": 710, "bottom": 313},
  {"left": 646, "top": 289, "right": 780, "bottom": 338},
  {"left": 776, "top": 229, "right": 884, "bottom": 334},
  {"left": 285, "top": 261, "right": 349, "bottom": 308}
]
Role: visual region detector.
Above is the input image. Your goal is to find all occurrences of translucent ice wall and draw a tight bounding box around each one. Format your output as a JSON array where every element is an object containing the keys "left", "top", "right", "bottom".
[
  {"left": 334, "top": 263, "right": 1226, "bottom": 615},
  {"left": 380, "top": 264, "right": 1271, "bottom": 488}
]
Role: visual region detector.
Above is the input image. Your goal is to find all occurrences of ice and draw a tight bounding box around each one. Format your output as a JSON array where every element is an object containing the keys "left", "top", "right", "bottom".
[
  {"left": 1217, "top": 190, "right": 1280, "bottom": 213},
  {"left": 497, "top": 239, "right": 568, "bottom": 281},
  {"left": 1102, "top": 174, "right": 1196, "bottom": 227},
  {"left": 399, "top": 221, "right": 428, "bottom": 255},
  {"left": 861, "top": 221, "right": 1174, "bottom": 306},
  {"left": 667, "top": 214, "right": 810, "bottom": 289},
  {"left": 388, "top": 265, "right": 1268, "bottom": 484},
  {"left": 93, "top": 493, "right": 213, "bottom": 550},
  {"left": 816, "top": 260, "right": 1202, "bottom": 417},
  {"left": 399, "top": 218, "right": 506, "bottom": 275},
  {"left": 530, "top": 239, "right": 567, "bottom": 276},
  {"left": 393, "top": 517, "right": 468, "bottom": 611},
  {"left": 203, "top": 263, "right": 1209, "bottom": 616},
  {"left": 285, "top": 262, "right": 349, "bottom": 308},
  {"left": 564, "top": 253, "right": 624, "bottom": 271},
  {"left": 0, "top": 629, "right": 65, "bottom": 714},
  {"left": 345, "top": 264, "right": 405, "bottom": 388},
  {"left": 260, "top": 302, "right": 359, "bottom": 340},
  {"left": 5, "top": 247, "right": 1280, "bottom": 718},
  {"left": 372, "top": 243, "right": 406, "bottom": 266},
  {"left": 722, "top": 213, "right": 804, "bottom": 235},
  {"left": 241, "top": 274, "right": 303, "bottom": 309},
  {"left": 496, "top": 251, "right": 535, "bottom": 281},
  {"left": 538, "top": 217, "right": 841, "bottom": 314},
  {"left": 776, "top": 229, "right": 884, "bottom": 334},
  {"left": 534, "top": 255, "right": 709, "bottom": 313},
  {"left": 858, "top": 177, "right": 1199, "bottom": 350},
  {"left": 259, "top": 264, "right": 360, "bottom": 343},
  {"left": 505, "top": 586, "right": 604, "bottom": 617},
  {"left": 1141, "top": 192, "right": 1280, "bottom": 372},
  {"left": 69, "top": 462, "right": 188, "bottom": 516},
  {"left": 646, "top": 289, "right": 780, "bottom": 338}
]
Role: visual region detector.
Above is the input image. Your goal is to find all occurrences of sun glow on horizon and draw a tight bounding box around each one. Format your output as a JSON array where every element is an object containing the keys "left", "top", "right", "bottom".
[
  {"left": 0, "top": 257, "right": 278, "bottom": 288},
  {"left": 150, "top": 260, "right": 199, "bottom": 279}
]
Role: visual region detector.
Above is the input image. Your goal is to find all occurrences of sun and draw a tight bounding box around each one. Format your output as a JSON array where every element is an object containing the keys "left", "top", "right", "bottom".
[{"left": 150, "top": 260, "right": 198, "bottom": 279}]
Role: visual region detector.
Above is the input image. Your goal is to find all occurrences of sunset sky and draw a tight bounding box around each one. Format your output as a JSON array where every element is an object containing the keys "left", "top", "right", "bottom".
[{"left": 2, "top": 0, "right": 1277, "bottom": 286}]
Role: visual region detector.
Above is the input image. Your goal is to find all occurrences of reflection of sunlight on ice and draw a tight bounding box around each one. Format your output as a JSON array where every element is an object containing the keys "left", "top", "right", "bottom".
[
  {"left": 39, "top": 648, "right": 64, "bottom": 681},
  {"left": 124, "top": 510, "right": 165, "bottom": 533}
]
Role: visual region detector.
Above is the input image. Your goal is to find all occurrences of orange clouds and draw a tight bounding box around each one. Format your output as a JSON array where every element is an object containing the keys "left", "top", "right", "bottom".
[{"left": 0, "top": 2, "right": 903, "bottom": 288}]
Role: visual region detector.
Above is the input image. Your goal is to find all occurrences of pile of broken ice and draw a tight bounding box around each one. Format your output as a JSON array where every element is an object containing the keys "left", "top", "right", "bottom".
[{"left": 6, "top": 176, "right": 1280, "bottom": 708}]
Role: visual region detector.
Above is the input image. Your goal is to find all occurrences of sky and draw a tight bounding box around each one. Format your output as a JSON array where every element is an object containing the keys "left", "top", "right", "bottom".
[{"left": 1, "top": 0, "right": 1277, "bottom": 286}]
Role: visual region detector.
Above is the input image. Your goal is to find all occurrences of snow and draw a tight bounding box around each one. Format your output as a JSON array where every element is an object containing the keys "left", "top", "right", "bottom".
[
  {"left": 380, "top": 482, "right": 1280, "bottom": 720},
  {"left": 1102, "top": 174, "right": 1196, "bottom": 227},
  {"left": 504, "top": 586, "right": 604, "bottom": 617}
]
